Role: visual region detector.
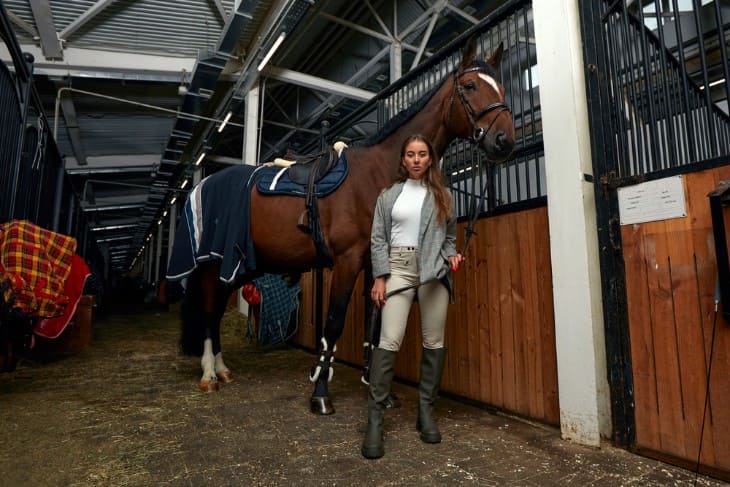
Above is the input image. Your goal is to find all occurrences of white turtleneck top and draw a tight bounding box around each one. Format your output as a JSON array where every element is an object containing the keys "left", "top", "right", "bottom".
[{"left": 390, "top": 178, "right": 427, "bottom": 247}]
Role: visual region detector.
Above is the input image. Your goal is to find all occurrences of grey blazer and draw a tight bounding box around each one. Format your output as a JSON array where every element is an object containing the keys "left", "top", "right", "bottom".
[{"left": 370, "top": 181, "right": 457, "bottom": 288}]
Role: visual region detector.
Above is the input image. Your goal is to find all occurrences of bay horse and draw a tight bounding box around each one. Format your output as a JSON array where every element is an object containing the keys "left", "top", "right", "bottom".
[{"left": 170, "top": 36, "right": 515, "bottom": 414}]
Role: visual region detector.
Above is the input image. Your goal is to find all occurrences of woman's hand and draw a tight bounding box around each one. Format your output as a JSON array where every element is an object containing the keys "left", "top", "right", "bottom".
[
  {"left": 370, "top": 277, "right": 387, "bottom": 309},
  {"left": 449, "top": 253, "right": 464, "bottom": 271}
]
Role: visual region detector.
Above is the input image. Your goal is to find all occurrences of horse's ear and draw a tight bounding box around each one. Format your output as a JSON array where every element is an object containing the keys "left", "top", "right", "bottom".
[
  {"left": 460, "top": 36, "right": 478, "bottom": 69},
  {"left": 487, "top": 42, "right": 505, "bottom": 68}
]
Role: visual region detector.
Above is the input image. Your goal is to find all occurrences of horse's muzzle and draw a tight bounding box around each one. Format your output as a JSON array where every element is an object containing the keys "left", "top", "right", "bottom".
[{"left": 483, "top": 130, "right": 515, "bottom": 162}]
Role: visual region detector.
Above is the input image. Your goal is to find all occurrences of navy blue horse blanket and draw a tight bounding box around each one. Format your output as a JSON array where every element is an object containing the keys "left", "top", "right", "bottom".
[
  {"left": 166, "top": 153, "right": 348, "bottom": 284},
  {"left": 166, "top": 165, "right": 259, "bottom": 284}
]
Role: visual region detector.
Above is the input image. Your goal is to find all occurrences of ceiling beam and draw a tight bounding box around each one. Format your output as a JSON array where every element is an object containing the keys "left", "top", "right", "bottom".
[
  {"left": 363, "top": 0, "right": 391, "bottom": 38},
  {"left": 399, "top": 0, "right": 447, "bottom": 40},
  {"left": 410, "top": 10, "right": 439, "bottom": 71},
  {"left": 11, "top": 44, "right": 195, "bottom": 81},
  {"left": 209, "top": 0, "right": 227, "bottom": 25},
  {"left": 319, "top": 11, "right": 392, "bottom": 44},
  {"left": 82, "top": 202, "right": 146, "bottom": 213},
  {"left": 90, "top": 223, "right": 139, "bottom": 232},
  {"left": 64, "top": 154, "right": 161, "bottom": 170},
  {"left": 96, "top": 235, "right": 135, "bottom": 243},
  {"left": 6, "top": 9, "right": 38, "bottom": 38},
  {"left": 444, "top": 4, "right": 479, "bottom": 25},
  {"left": 67, "top": 164, "right": 156, "bottom": 175},
  {"left": 60, "top": 92, "right": 88, "bottom": 165},
  {"left": 264, "top": 66, "right": 376, "bottom": 101},
  {"left": 59, "top": 0, "right": 118, "bottom": 41},
  {"left": 264, "top": 119, "right": 320, "bottom": 135},
  {"left": 28, "top": 0, "right": 63, "bottom": 59},
  {"left": 317, "top": 11, "right": 426, "bottom": 54},
  {"left": 261, "top": 45, "right": 389, "bottom": 160}
]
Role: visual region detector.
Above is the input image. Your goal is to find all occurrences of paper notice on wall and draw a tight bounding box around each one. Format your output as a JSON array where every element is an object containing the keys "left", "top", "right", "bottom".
[{"left": 617, "top": 175, "right": 687, "bottom": 225}]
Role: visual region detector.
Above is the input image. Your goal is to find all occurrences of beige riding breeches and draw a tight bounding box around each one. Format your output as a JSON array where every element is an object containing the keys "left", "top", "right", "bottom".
[{"left": 378, "top": 247, "right": 449, "bottom": 352}]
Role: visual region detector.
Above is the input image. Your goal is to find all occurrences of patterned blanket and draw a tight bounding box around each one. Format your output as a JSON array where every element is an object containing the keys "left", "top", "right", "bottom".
[
  {"left": 34, "top": 254, "right": 90, "bottom": 338},
  {"left": 251, "top": 273, "right": 300, "bottom": 347},
  {"left": 0, "top": 220, "right": 77, "bottom": 318}
]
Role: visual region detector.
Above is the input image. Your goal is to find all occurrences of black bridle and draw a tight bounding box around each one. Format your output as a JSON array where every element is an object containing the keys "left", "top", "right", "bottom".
[
  {"left": 448, "top": 66, "right": 511, "bottom": 144},
  {"left": 447, "top": 66, "right": 511, "bottom": 255}
]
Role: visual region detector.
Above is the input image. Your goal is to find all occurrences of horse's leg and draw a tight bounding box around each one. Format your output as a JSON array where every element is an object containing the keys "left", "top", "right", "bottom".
[
  {"left": 211, "top": 283, "right": 234, "bottom": 383},
  {"left": 197, "top": 265, "right": 227, "bottom": 393},
  {"left": 309, "top": 256, "right": 362, "bottom": 415}
]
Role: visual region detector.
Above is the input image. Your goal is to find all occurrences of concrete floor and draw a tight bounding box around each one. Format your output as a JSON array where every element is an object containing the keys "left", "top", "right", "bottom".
[{"left": 0, "top": 304, "right": 726, "bottom": 486}]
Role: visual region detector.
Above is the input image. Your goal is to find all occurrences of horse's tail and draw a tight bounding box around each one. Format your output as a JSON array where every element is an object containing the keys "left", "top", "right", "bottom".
[{"left": 179, "top": 269, "right": 206, "bottom": 356}]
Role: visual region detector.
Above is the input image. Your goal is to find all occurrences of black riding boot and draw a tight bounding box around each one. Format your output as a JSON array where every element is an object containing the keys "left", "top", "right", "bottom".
[
  {"left": 361, "top": 347, "right": 397, "bottom": 459},
  {"left": 416, "top": 347, "right": 446, "bottom": 443}
]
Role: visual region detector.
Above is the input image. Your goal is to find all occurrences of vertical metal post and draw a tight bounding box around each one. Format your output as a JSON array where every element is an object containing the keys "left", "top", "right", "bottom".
[
  {"left": 65, "top": 192, "right": 75, "bottom": 236},
  {"left": 578, "top": 0, "right": 635, "bottom": 447},
  {"left": 167, "top": 203, "right": 177, "bottom": 265},
  {"left": 9, "top": 53, "right": 34, "bottom": 218},
  {"left": 155, "top": 221, "right": 163, "bottom": 286}
]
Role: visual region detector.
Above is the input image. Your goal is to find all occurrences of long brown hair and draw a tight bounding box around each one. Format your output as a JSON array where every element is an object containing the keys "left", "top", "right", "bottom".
[{"left": 396, "top": 134, "right": 452, "bottom": 224}]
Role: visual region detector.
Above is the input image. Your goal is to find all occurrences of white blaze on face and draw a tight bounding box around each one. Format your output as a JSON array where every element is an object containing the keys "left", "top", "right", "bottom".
[{"left": 478, "top": 73, "right": 501, "bottom": 95}]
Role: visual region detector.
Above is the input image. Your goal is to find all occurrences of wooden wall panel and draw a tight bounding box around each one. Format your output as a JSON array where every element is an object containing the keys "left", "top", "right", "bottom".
[
  {"left": 295, "top": 206, "right": 559, "bottom": 425},
  {"left": 621, "top": 167, "right": 730, "bottom": 474}
]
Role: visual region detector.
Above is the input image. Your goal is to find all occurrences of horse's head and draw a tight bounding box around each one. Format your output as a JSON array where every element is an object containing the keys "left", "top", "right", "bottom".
[{"left": 448, "top": 37, "right": 515, "bottom": 162}]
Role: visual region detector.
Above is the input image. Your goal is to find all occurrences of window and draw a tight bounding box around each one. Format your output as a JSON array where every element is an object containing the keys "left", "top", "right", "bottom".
[{"left": 523, "top": 64, "right": 539, "bottom": 90}]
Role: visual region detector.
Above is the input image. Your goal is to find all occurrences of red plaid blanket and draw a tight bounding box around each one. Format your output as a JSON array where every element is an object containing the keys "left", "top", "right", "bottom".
[{"left": 0, "top": 220, "right": 77, "bottom": 318}]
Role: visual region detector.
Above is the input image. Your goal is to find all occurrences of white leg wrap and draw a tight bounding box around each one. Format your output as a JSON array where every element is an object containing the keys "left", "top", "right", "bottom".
[
  {"left": 308, "top": 338, "right": 336, "bottom": 382},
  {"left": 214, "top": 352, "right": 229, "bottom": 374},
  {"left": 201, "top": 338, "right": 216, "bottom": 381}
]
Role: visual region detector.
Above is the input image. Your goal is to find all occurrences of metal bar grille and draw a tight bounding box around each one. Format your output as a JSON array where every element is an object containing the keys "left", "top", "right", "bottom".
[
  {"left": 339, "top": 0, "right": 542, "bottom": 221},
  {"left": 599, "top": 0, "right": 730, "bottom": 178},
  {"left": 0, "top": 6, "right": 103, "bottom": 275},
  {"left": 0, "top": 61, "right": 22, "bottom": 221}
]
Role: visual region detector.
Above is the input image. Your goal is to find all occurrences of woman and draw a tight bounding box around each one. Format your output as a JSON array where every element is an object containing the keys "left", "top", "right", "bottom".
[{"left": 362, "top": 134, "right": 464, "bottom": 459}]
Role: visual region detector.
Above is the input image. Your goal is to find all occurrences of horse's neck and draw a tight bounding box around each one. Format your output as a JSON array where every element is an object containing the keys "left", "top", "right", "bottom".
[
  {"left": 353, "top": 77, "right": 456, "bottom": 190},
  {"left": 376, "top": 78, "right": 456, "bottom": 163}
]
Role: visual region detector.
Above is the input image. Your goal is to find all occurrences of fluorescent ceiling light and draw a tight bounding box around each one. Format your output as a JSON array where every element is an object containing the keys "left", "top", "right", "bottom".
[
  {"left": 180, "top": 179, "right": 189, "bottom": 189},
  {"left": 700, "top": 78, "right": 725, "bottom": 90},
  {"left": 257, "top": 32, "right": 286, "bottom": 71},
  {"left": 195, "top": 152, "right": 206, "bottom": 166},
  {"left": 170, "top": 196, "right": 177, "bottom": 205},
  {"left": 218, "top": 111, "right": 233, "bottom": 133}
]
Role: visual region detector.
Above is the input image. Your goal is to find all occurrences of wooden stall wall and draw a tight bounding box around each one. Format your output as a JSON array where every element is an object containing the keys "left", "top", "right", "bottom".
[
  {"left": 621, "top": 166, "right": 730, "bottom": 477},
  {"left": 296, "top": 206, "right": 559, "bottom": 426}
]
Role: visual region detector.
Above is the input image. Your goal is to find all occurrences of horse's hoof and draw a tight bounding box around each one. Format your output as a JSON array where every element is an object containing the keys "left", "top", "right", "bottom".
[
  {"left": 216, "top": 370, "right": 233, "bottom": 383},
  {"left": 199, "top": 379, "right": 220, "bottom": 393},
  {"left": 310, "top": 396, "right": 335, "bottom": 415}
]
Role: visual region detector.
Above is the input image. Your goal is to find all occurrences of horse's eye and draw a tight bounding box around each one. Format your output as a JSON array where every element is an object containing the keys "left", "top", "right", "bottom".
[{"left": 464, "top": 82, "right": 476, "bottom": 91}]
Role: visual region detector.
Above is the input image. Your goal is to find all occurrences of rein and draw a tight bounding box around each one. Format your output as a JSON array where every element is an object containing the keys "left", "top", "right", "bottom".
[
  {"left": 445, "top": 66, "right": 509, "bottom": 256},
  {"left": 460, "top": 172, "right": 493, "bottom": 257},
  {"left": 448, "top": 66, "right": 511, "bottom": 144}
]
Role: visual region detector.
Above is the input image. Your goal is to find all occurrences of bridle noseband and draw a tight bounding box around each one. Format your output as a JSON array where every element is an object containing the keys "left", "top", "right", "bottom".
[{"left": 448, "top": 66, "right": 511, "bottom": 144}]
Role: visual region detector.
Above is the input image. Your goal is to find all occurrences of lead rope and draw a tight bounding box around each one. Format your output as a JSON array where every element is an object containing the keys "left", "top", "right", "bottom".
[{"left": 693, "top": 275, "right": 721, "bottom": 486}]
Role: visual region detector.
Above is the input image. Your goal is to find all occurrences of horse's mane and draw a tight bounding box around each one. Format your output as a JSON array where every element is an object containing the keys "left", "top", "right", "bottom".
[
  {"left": 358, "top": 73, "right": 449, "bottom": 147},
  {"left": 358, "top": 59, "right": 496, "bottom": 147}
]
